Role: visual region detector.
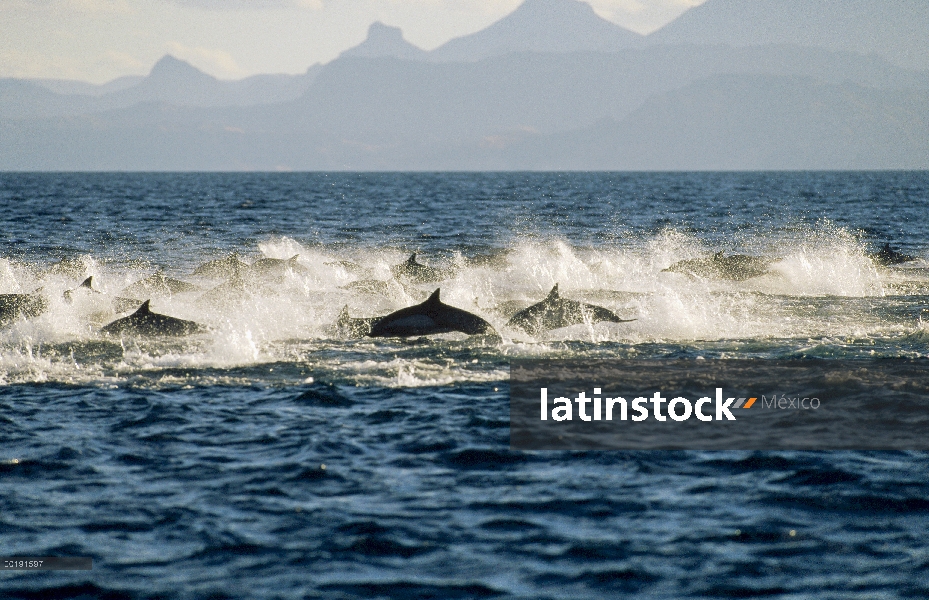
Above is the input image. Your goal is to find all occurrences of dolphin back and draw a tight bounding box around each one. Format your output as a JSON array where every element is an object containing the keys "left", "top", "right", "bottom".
[
  {"left": 438, "top": 304, "right": 494, "bottom": 335},
  {"left": 101, "top": 300, "right": 203, "bottom": 337},
  {"left": 507, "top": 284, "right": 632, "bottom": 334},
  {"left": 368, "top": 289, "right": 493, "bottom": 337}
]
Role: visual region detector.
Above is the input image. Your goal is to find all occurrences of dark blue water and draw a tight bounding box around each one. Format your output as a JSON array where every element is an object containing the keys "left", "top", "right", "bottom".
[{"left": 1, "top": 172, "right": 928, "bottom": 598}]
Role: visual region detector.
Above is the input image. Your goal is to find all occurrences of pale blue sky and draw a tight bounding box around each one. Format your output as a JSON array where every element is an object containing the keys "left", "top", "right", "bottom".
[{"left": 0, "top": 0, "right": 704, "bottom": 83}]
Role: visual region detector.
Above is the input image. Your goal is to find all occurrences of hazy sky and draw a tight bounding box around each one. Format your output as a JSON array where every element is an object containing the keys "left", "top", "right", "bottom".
[{"left": 0, "top": 0, "right": 704, "bottom": 83}]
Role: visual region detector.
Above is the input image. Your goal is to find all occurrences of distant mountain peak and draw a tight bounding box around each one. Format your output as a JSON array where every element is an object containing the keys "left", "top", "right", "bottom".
[
  {"left": 149, "top": 55, "right": 214, "bottom": 82},
  {"left": 647, "top": 0, "right": 929, "bottom": 71},
  {"left": 512, "top": 0, "right": 600, "bottom": 20},
  {"left": 367, "top": 21, "right": 404, "bottom": 43},
  {"left": 341, "top": 21, "right": 427, "bottom": 60},
  {"left": 430, "top": 0, "right": 642, "bottom": 62}
]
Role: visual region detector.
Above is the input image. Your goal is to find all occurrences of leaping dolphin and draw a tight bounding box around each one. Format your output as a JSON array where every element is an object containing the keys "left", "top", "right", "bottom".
[
  {"left": 63, "top": 276, "right": 100, "bottom": 303},
  {"left": 120, "top": 273, "right": 201, "bottom": 299},
  {"left": 0, "top": 289, "right": 47, "bottom": 326},
  {"left": 506, "top": 284, "right": 634, "bottom": 335},
  {"left": 193, "top": 253, "right": 250, "bottom": 279},
  {"left": 251, "top": 255, "right": 308, "bottom": 277},
  {"left": 367, "top": 289, "right": 494, "bottom": 337},
  {"left": 869, "top": 243, "right": 916, "bottom": 266},
  {"left": 101, "top": 300, "right": 204, "bottom": 337},
  {"left": 47, "top": 255, "right": 92, "bottom": 278},
  {"left": 663, "top": 252, "right": 771, "bottom": 281},
  {"left": 390, "top": 253, "right": 453, "bottom": 283},
  {"left": 325, "top": 260, "right": 368, "bottom": 276},
  {"left": 341, "top": 279, "right": 393, "bottom": 296}
]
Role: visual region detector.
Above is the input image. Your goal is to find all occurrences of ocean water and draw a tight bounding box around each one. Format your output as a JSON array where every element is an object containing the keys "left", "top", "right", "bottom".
[{"left": 1, "top": 171, "right": 928, "bottom": 598}]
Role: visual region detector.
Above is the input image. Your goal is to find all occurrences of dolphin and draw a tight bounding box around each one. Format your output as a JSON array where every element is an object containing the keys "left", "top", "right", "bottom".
[
  {"left": 341, "top": 279, "right": 393, "bottom": 296},
  {"left": 390, "top": 253, "right": 453, "bottom": 283},
  {"left": 663, "top": 252, "right": 771, "bottom": 281},
  {"left": 63, "top": 276, "right": 100, "bottom": 304},
  {"left": 112, "top": 297, "right": 144, "bottom": 313},
  {"left": 0, "top": 289, "right": 47, "bottom": 326},
  {"left": 463, "top": 250, "right": 510, "bottom": 269},
  {"left": 335, "top": 306, "right": 382, "bottom": 337},
  {"left": 100, "top": 300, "right": 204, "bottom": 337},
  {"left": 193, "top": 253, "right": 250, "bottom": 279},
  {"left": 47, "top": 255, "right": 92, "bottom": 278},
  {"left": 250, "top": 254, "right": 307, "bottom": 277},
  {"left": 196, "top": 270, "right": 271, "bottom": 308},
  {"left": 869, "top": 243, "right": 916, "bottom": 266},
  {"left": 120, "top": 273, "right": 201, "bottom": 299},
  {"left": 325, "top": 260, "right": 368, "bottom": 276},
  {"left": 506, "top": 284, "right": 634, "bottom": 335},
  {"left": 367, "top": 289, "right": 495, "bottom": 337}
]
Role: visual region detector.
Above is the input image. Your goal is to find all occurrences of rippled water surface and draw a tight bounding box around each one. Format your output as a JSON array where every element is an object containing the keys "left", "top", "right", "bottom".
[{"left": 1, "top": 172, "right": 928, "bottom": 598}]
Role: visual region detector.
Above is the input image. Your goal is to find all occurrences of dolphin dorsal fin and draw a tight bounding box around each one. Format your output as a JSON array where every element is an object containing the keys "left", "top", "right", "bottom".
[
  {"left": 337, "top": 305, "right": 350, "bottom": 325},
  {"left": 547, "top": 284, "right": 559, "bottom": 300},
  {"left": 714, "top": 251, "right": 724, "bottom": 260},
  {"left": 407, "top": 253, "right": 417, "bottom": 265},
  {"left": 288, "top": 255, "right": 300, "bottom": 264},
  {"left": 80, "top": 276, "right": 93, "bottom": 289},
  {"left": 426, "top": 289, "right": 441, "bottom": 305},
  {"left": 136, "top": 300, "right": 152, "bottom": 315}
]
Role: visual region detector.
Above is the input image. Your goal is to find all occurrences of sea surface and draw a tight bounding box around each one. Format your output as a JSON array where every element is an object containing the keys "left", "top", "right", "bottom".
[{"left": 1, "top": 171, "right": 928, "bottom": 599}]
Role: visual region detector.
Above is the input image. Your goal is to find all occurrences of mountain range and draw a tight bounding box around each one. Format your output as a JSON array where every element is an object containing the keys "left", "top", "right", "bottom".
[{"left": 1, "top": 0, "right": 927, "bottom": 170}]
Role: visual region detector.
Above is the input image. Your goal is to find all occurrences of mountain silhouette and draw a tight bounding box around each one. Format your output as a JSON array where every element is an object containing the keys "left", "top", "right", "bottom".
[
  {"left": 0, "top": 55, "right": 320, "bottom": 120},
  {"left": 341, "top": 22, "right": 427, "bottom": 60},
  {"left": 128, "top": 55, "right": 223, "bottom": 104},
  {"left": 429, "top": 0, "right": 642, "bottom": 62},
  {"left": 1, "top": 0, "right": 927, "bottom": 170},
  {"left": 648, "top": 0, "right": 929, "bottom": 71}
]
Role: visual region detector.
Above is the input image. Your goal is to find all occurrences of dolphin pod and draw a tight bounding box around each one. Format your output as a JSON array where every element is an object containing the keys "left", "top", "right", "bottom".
[
  {"left": 663, "top": 252, "right": 772, "bottom": 281},
  {"left": 506, "top": 284, "right": 634, "bottom": 335},
  {"left": 101, "top": 300, "right": 204, "bottom": 337},
  {"left": 367, "top": 289, "right": 495, "bottom": 337}
]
